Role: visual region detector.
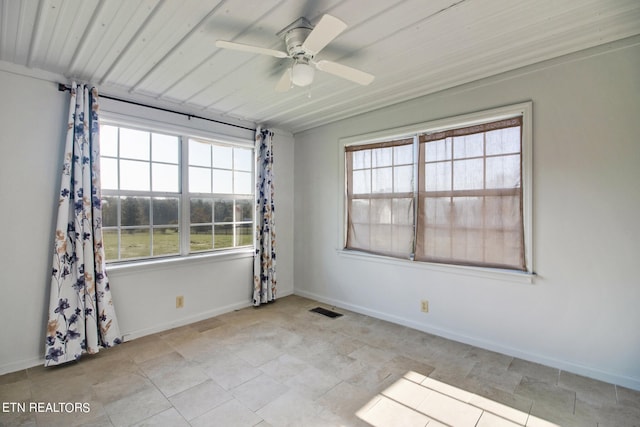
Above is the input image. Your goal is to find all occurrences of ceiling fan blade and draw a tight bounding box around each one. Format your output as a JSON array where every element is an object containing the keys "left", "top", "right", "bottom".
[
  {"left": 215, "top": 40, "right": 288, "bottom": 58},
  {"left": 315, "top": 60, "right": 375, "bottom": 85},
  {"left": 275, "top": 68, "right": 292, "bottom": 92},
  {"left": 302, "top": 14, "right": 347, "bottom": 55}
]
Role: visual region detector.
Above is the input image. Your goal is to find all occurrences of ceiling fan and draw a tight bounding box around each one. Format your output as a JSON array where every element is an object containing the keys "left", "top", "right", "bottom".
[{"left": 215, "top": 14, "right": 375, "bottom": 92}]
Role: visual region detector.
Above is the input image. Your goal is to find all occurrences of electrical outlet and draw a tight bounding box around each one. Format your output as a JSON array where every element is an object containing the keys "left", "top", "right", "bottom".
[
  {"left": 421, "top": 300, "right": 429, "bottom": 313},
  {"left": 176, "top": 296, "right": 184, "bottom": 309}
]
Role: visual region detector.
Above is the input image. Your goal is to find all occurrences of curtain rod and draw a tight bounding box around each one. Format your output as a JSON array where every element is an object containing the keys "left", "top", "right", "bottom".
[{"left": 57, "top": 83, "right": 256, "bottom": 132}]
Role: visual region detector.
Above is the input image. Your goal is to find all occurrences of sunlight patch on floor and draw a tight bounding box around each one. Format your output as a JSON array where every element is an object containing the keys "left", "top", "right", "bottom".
[{"left": 356, "top": 371, "right": 561, "bottom": 426}]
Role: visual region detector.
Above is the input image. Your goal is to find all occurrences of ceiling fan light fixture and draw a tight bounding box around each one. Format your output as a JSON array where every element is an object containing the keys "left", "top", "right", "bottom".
[{"left": 291, "top": 61, "right": 315, "bottom": 87}]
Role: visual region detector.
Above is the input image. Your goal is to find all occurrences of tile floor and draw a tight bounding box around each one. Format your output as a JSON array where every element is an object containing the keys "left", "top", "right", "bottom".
[{"left": 1, "top": 295, "right": 639, "bottom": 426}]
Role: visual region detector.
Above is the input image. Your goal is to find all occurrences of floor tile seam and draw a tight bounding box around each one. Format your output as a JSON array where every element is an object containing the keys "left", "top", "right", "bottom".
[
  {"left": 214, "top": 368, "right": 268, "bottom": 393},
  {"left": 474, "top": 410, "right": 528, "bottom": 427},
  {"left": 110, "top": 367, "right": 154, "bottom": 390},
  {"left": 505, "top": 359, "right": 562, "bottom": 379},
  {"left": 230, "top": 373, "right": 291, "bottom": 396},
  {"left": 138, "top": 358, "right": 193, "bottom": 378},
  {"left": 522, "top": 387, "right": 583, "bottom": 423},
  {"left": 378, "top": 391, "right": 462, "bottom": 427},
  {"left": 137, "top": 359, "right": 194, "bottom": 398},
  {"left": 346, "top": 342, "right": 398, "bottom": 365},
  {"left": 226, "top": 389, "right": 277, "bottom": 417},
  {"left": 513, "top": 390, "right": 578, "bottom": 424},
  {"left": 312, "top": 379, "right": 350, "bottom": 404},
  {"left": 104, "top": 409, "right": 119, "bottom": 427},
  {"left": 505, "top": 371, "right": 560, "bottom": 388},
  {"left": 150, "top": 374, "right": 209, "bottom": 401},
  {"left": 515, "top": 375, "right": 579, "bottom": 396},
  {"left": 488, "top": 396, "right": 536, "bottom": 427},
  {"left": 462, "top": 369, "right": 524, "bottom": 397},
  {"left": 522, "top": 407, "right": 597, "bottom": 427},
  {"left": 415, "top": 381, "right": 531, "bottom": 425},
  {"left": 167, "top": 397, "right": 198, "bottom": 423},
  {"left": 125, "top": 404, "right": 188, "bottom": 427},
  {"left": 466, "top": 357, "right": 520, "bottom": 376},
  {"left": 177, "top": 386, "right": 236, "bottom": 422},
  {"left": 557, "top": 375, "right": 619, "bottom": 402},
  {"left": 90, "top": 370, "right": 159, "bottom": 406},
  {"left": 233, "top": 348, "right": 284, "bottom": 370}
]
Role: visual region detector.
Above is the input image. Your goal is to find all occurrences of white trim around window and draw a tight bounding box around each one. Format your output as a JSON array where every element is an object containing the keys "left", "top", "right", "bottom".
[
  {"left": 100, "top": 107, "right": 255, "bottom": 266},
  {"left": 338, "top": 101, "right": 534, "bottom": 283}
]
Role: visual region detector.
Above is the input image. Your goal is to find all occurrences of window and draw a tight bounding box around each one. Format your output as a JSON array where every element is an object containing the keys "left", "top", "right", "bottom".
[
  {"left": 345, "top": 139, "right": 415, "bottom": 258},
  {"left": 188, "top": 139, "right": 254, "bottom": 252},
  {"left": 100, "top": 123, "right": 253, "bottom": 262},
  {"left": 343, "top": 103, "right": 532, "bottom": 273},
  {"left": 416, "top": 118, "right": 524, "bottom": 270}
]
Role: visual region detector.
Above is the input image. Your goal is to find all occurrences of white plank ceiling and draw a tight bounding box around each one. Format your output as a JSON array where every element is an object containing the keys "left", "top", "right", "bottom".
[{"left": 1, "top": 0, "right": 639, "bottom": 133}]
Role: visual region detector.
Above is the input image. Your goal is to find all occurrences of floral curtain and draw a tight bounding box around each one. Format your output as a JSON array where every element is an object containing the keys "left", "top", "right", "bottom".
[
  {"left": 46, "top": 82, "right": 121, "bottom": 366},
  {"left": 253, "top": 127, "right": 276, "bottom": 306}
]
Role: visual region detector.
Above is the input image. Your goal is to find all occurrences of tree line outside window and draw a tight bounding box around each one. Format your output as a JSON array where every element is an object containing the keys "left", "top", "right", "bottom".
[{"left": 100, "top": 123, "right": 254, "bottom": 262}]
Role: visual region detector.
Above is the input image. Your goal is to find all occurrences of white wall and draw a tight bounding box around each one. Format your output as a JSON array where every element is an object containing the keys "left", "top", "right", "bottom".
[
  {"left": 0, "top": 66, "right": 295, "bottom": 373},
  {"left": 0, "top": 70, "right": 67, "bottom": 374},
  {"left": 293, "top": 38, "right": 640, "bottom": 390}
]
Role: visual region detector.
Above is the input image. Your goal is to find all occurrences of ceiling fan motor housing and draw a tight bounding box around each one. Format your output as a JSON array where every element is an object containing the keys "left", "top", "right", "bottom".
[
  {"left": 278, "top": 17, "right": 314, "bottom": 60},
  {"left": 285, "top": 28, "right": 313, "bottom": 58}
]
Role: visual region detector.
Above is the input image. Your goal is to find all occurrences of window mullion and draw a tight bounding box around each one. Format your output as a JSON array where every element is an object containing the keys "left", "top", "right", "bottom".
[
  {"left": 482, "top": 132, "right": 487, "bottom": 264},
  {"left": 412, "top": 136, "right": 419, "bottom": 260},
  {"left": 149, "top": 198, "right": 154, "bottom": 257},
  {"left": 148, "top": 132, "right": 154, "bottom": 257},
  {"left": 147, "top": 130, "right": 153, "bottom": 249},
  {"left": 117, "top": 196, "right": 122, "bottom": 260},
  {"left": 449, "top": 137, "right": 454, "bottom": 260},
  {"left": 180, "top": 135, "right": 190, "bottom": 256},
  {"left": 368, "top": 154, "right": 373, "bottom": 249},
  {"left": 232, "top": 199, "right": 237, "bottom": 247}
]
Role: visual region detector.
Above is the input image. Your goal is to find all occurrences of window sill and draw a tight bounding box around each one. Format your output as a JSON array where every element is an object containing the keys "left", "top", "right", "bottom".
[
  {"left": 336, "top": 249, "right": 535, "bottom": 284},
  {"left": 106, "top": 248, "right": 255, "bottom": 275}
]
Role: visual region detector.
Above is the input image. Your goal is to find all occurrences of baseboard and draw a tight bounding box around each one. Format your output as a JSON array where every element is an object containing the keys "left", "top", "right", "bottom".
[
  {"left": 0, "top": 295, "right": 273, "bottom": 376},
  {"left": 122, "top": 290, "right": 294, "bottom": 342},
  {"left": 120, "top": 300, "right": 251, "bottom": 342},
  {"left": 294, "top": 289, "right": 640, "bottom": 391},
  {"left": 0, "top": 356, "right": 44, "bottom": 376}
]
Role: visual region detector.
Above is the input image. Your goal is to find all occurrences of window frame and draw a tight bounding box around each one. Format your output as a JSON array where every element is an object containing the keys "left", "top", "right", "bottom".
[
  {"left": 186, "top": 138, "right": 255, "bottom": 253},
  {"left": 338, "top": 102, "right": 534, "bottom": 282},
  {"left": 99, "top": 112, "right": 255, "bottom": 265},
  {"left": 345, "top": 138, "right": 416, "bottom": 258}
]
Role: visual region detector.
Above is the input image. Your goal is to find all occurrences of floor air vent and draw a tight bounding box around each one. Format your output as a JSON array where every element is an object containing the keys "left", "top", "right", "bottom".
[{"left": 310, "top": 307, "right": 343, "bottom": 318}]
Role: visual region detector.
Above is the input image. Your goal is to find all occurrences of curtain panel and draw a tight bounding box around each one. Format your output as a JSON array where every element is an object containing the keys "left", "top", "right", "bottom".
[
  {"left": 253, "top": 127, "right": 276, "bottom": 306},
  {"left": 46, "top": 82, "right": 121, "bottom": 366}
]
